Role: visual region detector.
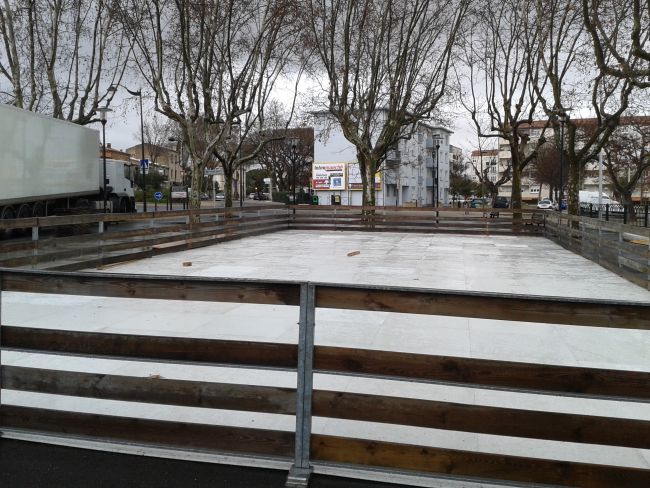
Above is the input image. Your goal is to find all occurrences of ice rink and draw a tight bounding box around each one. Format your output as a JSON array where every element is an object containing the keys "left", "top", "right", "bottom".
[{"left": 3, "top": 230, "right": 650, "bottom": 473}]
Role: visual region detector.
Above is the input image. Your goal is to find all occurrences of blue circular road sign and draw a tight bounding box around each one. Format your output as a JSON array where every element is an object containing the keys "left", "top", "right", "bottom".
[{"left": 154, "top": 191, "right": 163, "bottom": 201}]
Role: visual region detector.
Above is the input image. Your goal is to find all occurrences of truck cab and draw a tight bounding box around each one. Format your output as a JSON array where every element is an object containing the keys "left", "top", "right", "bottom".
[{"left": 104, "top": 159, "right": 136, "bottom": 213}]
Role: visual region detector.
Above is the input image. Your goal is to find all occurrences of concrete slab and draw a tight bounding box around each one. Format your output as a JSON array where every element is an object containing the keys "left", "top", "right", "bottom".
[{"left": 2, "top": 230, "right": 650, "bottom": 472}]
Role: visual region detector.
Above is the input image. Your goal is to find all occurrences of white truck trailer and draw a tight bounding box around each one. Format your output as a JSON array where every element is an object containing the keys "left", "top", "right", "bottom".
[{"left": 0, "top": 103, "right": 136, "bottom": 221}]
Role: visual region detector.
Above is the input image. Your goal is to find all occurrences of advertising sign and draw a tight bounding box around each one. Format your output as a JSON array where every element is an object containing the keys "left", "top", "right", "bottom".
[
  {"left": 312, "top": 163, "right": 346, "bottom": 190},
  {"left": 347, "top": 162, "right": 381, "bottom": 190}
]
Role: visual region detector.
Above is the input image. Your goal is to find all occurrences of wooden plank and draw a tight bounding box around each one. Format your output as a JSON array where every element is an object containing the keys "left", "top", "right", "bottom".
[
  {"left": 0, "top": 270, "right": 300, "bottom": 306},
  {"left": 1, "top": 405, "right": 294, "bottom": 458},
  {"left": 311, "top": 435, "right": 650, "bottom": 487},
  {"left": 0, "top": 217, "right": 38, "bottom": 230},
  {"left": 314, "top": 346, "right": 650, "bottom": 400},
  {"left": 3, "top": 366, "right": 296, "bottom": 415},
  {"left": 1, "top": 326, "right": 298, "bottom": 369},
  {"left": 315, "top": 285, "right": 650, "bottom": 329},
  {"left": 312, "top": 390, "right": 650, "bottom": 449}
]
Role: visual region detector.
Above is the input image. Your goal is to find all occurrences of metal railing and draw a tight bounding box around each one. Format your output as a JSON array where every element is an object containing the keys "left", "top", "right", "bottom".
[
  {"left": 580, "top": 203, "right": 650, "bottom": 227},
  {"left": 1, "top": 269, "right": 649, "bottom": 487}
]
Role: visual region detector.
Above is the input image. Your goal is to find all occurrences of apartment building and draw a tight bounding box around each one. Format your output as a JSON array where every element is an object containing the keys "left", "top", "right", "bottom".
[{"left": 313, "top": 112, "right": 452, "bottom": 206}]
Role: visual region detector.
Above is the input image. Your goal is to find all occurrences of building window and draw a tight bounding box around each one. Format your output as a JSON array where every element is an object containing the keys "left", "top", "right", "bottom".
[{"left": 530, "top": 187, "right": 540, "bottom": 194}]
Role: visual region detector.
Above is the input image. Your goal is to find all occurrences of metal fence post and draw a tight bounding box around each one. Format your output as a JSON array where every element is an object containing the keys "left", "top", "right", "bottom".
[
  {"left": 0, "top": 273, "right": 3, "bottom": 411},
  {"left": 286, "top": 283, "right": 316, "bottom": 487}
]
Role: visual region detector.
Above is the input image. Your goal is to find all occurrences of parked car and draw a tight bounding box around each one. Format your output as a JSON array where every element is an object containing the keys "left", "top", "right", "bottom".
[
  {"left": 553, "top": 199, "right": 567, "bottom": 210},
  {"left": 537, "top": 198, "right": 553, "bottom": 210},
  {"left": 493, "top": 196, "right": 509, "bottom": 208},
  {"left": 215, "top": 193, "right": 225, "bottom": 201},
  {"left": 470, "top": 198, "right": 488, "bottom": 208}
]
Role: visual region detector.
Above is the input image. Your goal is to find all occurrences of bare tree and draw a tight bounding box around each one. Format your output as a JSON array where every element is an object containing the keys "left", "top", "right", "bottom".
[
  {"left": 531, "top": 0, "right": 635, "bottom": 215},
  {"left": 120, "top": 0, "right": 303, "bottom": 209},
  {"left": 603, "top": 117, "right": 650, "bottom": 217},
  {"left": 582, "top": 0, "right": 650, "bottom": 88},
  {"left": 255, "top": 127, "right": 314, "bottom": 196},
  {"left": 531, "top": 143, "right": 561, "bottom": 201},
  {"left": 306, "top": 0, "right": 469, "bottom": 209},
  {"left": 459, "top": 0, "right": 550, "bottom": 223},
  {"left": 141, "top": 115, "right": 173, "bottom": 166},
  {"left": 0, "top": 0, "right": 131, "bottom": 123}
]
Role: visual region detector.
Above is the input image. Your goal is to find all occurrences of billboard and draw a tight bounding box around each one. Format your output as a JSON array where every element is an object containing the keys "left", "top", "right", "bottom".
[
  {"left": 312, "top": 163, "right": 346, "bottom": 190},
  {"left": 347, "top": 162, "right": 381, "bottom": 190}
]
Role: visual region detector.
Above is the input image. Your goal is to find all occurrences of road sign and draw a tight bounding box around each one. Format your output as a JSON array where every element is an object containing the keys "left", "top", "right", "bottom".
[
  {"left": 140, "top": 159, "right": 149, "bottom": 169},
  {"left": 154, "top": 191, "right": 163, "bottom": 201}
]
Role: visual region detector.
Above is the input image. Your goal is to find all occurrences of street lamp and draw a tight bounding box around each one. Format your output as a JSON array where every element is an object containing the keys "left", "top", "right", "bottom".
[
  {"left": 433, "top": 135, "right": 441, "bottom": 207},
  {"left": 108, "top": 85, "right": 146, "bottom": 212},
  {"left": 288, "top": 137, "right": 300, "bottom": 204},
  {"left": 97, "top": 106, "right": 112, "bottom": 213}
]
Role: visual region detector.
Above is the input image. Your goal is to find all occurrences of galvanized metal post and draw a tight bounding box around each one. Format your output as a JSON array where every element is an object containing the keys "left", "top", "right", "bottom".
[
  {"left": 286, "top": 283, "right": 315, "bottom": 487},
  {"left": 0, "top": 273, "right": 3, "bottom": 410}
]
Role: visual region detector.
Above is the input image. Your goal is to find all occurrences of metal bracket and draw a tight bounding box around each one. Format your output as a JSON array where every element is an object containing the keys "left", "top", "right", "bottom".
[{"left": 285, "top": 465, "right": 312, "bottom": 487}]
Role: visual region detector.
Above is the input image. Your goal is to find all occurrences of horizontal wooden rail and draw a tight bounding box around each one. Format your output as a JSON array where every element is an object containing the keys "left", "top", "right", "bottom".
[
  {"left": 311, "top": 435, "right": 650, "bottom": 488},
  {"left": 0, "top": 270, "right": 300, "bottom": 305},
  {"left": 314, "top": 285, "right": 650, "bottom": 329},
  {"left": 314, "top": 346, "right": 650, "bottom": 400},
  {"left": 1, "top": 326, "right": 298, "bottom": 369},
  {"left": 312, "top": 390, "right": 650, "bottom": 449},
  {"left": 1, "top": 405, "right": 294, "bottom": 458},
  {"left": 3, "top": 366, "right": 296, "bottom": 415}
]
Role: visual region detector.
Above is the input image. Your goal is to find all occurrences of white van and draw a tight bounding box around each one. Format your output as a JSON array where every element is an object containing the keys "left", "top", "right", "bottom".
[{"left": 579, "top": 191, "right": 619, "bottom": 205}]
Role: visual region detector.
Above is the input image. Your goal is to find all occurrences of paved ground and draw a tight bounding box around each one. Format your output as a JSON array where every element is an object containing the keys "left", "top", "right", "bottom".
[{"left": 2, "top": 230, "right": 650, "bottom": 481}]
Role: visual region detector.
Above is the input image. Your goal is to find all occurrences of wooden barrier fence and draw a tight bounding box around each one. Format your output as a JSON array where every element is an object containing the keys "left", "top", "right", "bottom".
[
  {"left": 0, "top": 205, "right": 545, "bottom": 271},
  {"left": 287, "top": 205, "right": 544, "bottom": 235},
  {"left": 0, "top": 205, "right": 289, "bottom": 270},
  {"left": 545, "top": 212, "right": 650, "bottom": 291},
  {"left": 1, "top": 269, "right": 649, "bottom": 487}
]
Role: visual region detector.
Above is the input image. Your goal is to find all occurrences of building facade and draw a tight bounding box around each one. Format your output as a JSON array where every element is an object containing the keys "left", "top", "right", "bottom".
[
  {"left": 126, "top": 143, "right": 185, "bottom": 185},
  {"left": 313, "top": 114, "right": 453, "bottom": 206}
]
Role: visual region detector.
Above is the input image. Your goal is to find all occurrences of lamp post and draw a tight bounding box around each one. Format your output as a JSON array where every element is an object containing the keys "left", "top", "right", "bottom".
[
  {"left": 108, "top": 85, "right": 146, "bottom": 211},
  {"left": 288, "top": 137, "right": 300, "bottom": 204},
  {"left": 97, "top": 106, "right": 112, "bottom": 213},
  {"left": 558, "top": 113, "right": 568, "bottom": 212},
  {"left": 434, "top": 136, "right": 441, "bottom": 207}
]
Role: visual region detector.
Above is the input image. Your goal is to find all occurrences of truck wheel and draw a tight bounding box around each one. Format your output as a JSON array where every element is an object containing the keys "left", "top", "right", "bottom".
[
  {"left": 1, "top": 206, "right": 16, "bottom": 239},
  {"left": 17, "top": 203, "right": 31, "bottom": 219},
  {"left": 32, "top": 202, "right": 46, "bottom": 217},
  {"left": 110, "top": 196, "right": 119, "bottom": 213}
]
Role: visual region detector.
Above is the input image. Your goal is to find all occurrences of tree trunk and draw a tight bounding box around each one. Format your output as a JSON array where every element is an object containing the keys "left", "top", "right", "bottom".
[
  {"left": 567, "top": 156, "right": 580, "bottom": 216},
  {"left": 364, "top": 163, "right": 376, "bottom": 208},
  {"left": 190, "top": 165, "right": 203, "bottom": 211},
  {"left": 223, "top": 169, "right": 234, "bottom": 208},
  {"left": 622, "top": 190, "right": 635, "bottom": 222},
  {"left": 511, "top": 163, "right": 522, "bottom": 225}
]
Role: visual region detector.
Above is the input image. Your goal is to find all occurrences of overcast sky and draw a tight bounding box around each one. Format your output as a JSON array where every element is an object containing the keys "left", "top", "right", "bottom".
[{"left": 98, "top": 76, "right": 479, "bottom": 156}]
